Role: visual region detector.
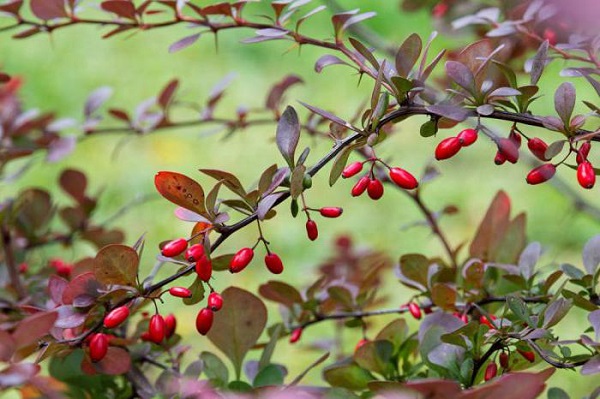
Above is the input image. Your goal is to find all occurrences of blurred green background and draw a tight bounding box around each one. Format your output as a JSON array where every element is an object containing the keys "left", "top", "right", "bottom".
[{"left": 1, "top": 0, "right": 599, "bottom": 396}]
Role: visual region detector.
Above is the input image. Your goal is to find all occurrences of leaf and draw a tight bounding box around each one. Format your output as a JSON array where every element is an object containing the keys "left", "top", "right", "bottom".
[
  {"left": 199, "top": 169, "right": 246, "bottom": 198},
  {"left": 299, "top": 101, "right": 360, "bottom": 132},
  {"left": 290, "top": 164, "right": 306, "bottom": 200},
  {"left": 30, "top": 0, "right": 67, "bottom": 20},
  {"left": 207, "top": 287, "right": 267, "bottom": 378},
  {"left": 430, "top": 284, "right": 457, "bottom": 311},
  {"left": 530, "top": 40, "right": 549, "bottom": 85},
  {"left": 341, "top": 11, "right": 376, "bottom": 33},
  {"left": 315, "top": 55, "right": 350, "bottom": 73},
  {"left": 258, "top": 324, "right": 282, "bottom": 371},
  {"left": 0, "top": 1, "right": 23, "bottom": 17},
  {"left": 469, "top": 191, "right": 511, "bottom": 261},
  {"left": 168, "top": 33, "right": 201, "bottom": 53},
  {"left": 182, "top": 276, "right": 205, "bottom": 305},
  {"left": 323, "top": 360, "right": 374, "bottom": 391},
  {"left": 461, "top": 369, "right": 554, "bottom": 399},
  {"left": 425, "top": 103, "right": 469, "bottom": 122},
  {"left": 581, "top": 355, "right": 600, "bottom": 375},
  {"left": 101, "top": 0, "right": 137, "bottom": 20},
  {"left": 507, "top": 296, "right": 533, "bottom": 325},
  {"left": 545, "top": 140, "right": 566, "bottom": 159},
  {"left": 90, "top": 347, "right": 132, "bottom": 375},
  {"left": 445, "top": 61, "right": 475, "bottom": 94},
  {"left": 94, "top": 244, "right": 139, "bottom": 286},
  {"left": 582, "top": 235, "right": 600, "bottom": 275},
  {"left": 420, "top": 119, "right": 438, "bottom": 137},
  {"left": 253, "top": 364, "right": 284, "bottom": 388},
  {"left": 375, "top": 319, "right": 409, "bottom": 351},
  {"left": 158, "top": 79, "right": 179, "bottom": 109},
  {"left": 349, "top": 38, "right": 379, "bottom": 71},
  {"left": 588, "top": 310, "right": 600, "bottom": 342},
  {"left": 154, "top": 171, "right": 206, "bottom": 216},
  {"left": 289, "top": 352, "right": 330, "bottom": 386},
  {"left": 329, "top": 142, "right": 363, "bottom": 187},
  {"left": 84, "top": 87, "right": 113, "bottom": 117},
  {"left": 13, "top": 311, "right": 58, "bottom": 349},
  {"left": 554, "top": 82, "right": 576, "bottom": 126},
  {"left": 518, "top": 242, "right": 541, "bottom": 280},
  {"left": 547, "top": 387, "right": 570, "bottom": 399},
  {"left": 59, "top": 169, "right": 87, "bottom": 203},
  {"left": 200, "top": 351, "right": 229, "bottom": 387},
  {"left": 265, "top": 75, "right": 303, "bottom": 111},
  {"left": 354, "top": 340, "right": 394, "bottom": 376},
  {"left": 276, "top": 106, "right": 301, "bottom": 167},
  {"left": 398, "top": 254, "right": 429, "bottom": 291},
  {"left": 395, "top": 33, "right": 422, "bottom": 77},
  {"left": 258, "top": 280, "right": 303, "bottom": 308},
  {"left": 543, "top": 298, "right": 571, "bottom": 328}
]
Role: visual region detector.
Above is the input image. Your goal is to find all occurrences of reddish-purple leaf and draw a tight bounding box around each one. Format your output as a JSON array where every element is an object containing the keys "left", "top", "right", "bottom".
[
  {"left": 84, "top": 87, "right": 112, "bottom": 117},
  {"left": 0, "top": 330, "right": 15, "bottom": 361},
  {"left": 94, "top": 245, "right": 139, "bottom": 286},
  {"left": 469, "top": 191, "right": 511, "bottom": 261},
  {"left": 154, "top": 171, "right": 206, "bottom": 216},
  {"left": 395, "top": 33, "right": 422, "bottom": 77},
  {"left": 299, "top": 101, "right": 360, "bottom": 132},
  {"left": 445, "top": 61, "right": 475, "bottom": 94},
  {"left": 59, "top": 168, "right": 87, "bottom": 203},
  {"left": 168, "top": 33, "right": 201, "bottom": 53},
  {"left": 530, "top": 40, "right": 549, "bottom": 85},
  {"left": 554, "top": 82, "right": 576, "bottom": 126},
  {"left": 314, "top": 55, "right": 350, "bottom": 73},
  {"left": 13, "top": 26, "right": 41, "bottom": 39},
  {"left": 13, "top": 311, "right": 58, "bottom": 349},
  {"left": 108, "top": 108, "right": 131, "bottom": 122},
  {"left": 200, "top": 2, "right": 232, "bottom": 16},
  {"left": 257, "top": 192, "right": 284, "bottom": 220},
  {"left": 158, "top": 79, "right": 179, "bottom": 109},
  {"left": 341, "top": 11, "right": 376, "bottom": 33},
  {"left": 61, "top": 272, "right": 102, "bottom": 304},
  {"left": 462, "top": 369, "right": 554, "bottom": 399},
  {"left": 48, "top": 275, "right": 68, "bottom": 305},
  {"left": 275, "top": 106, "right": 301, "bottom": 167},
  {"left": 54, "top": 305, "right": 87, "bottom": 329},
  {"left": 265, "top": 75, "right": 303, "bottom": 111},
  {"left": 259, "top": 280, "right": 304, "bottom": 308},
  {"left": 89, "top": 347, "right": 132, "bottom": 375},
  {"left": 0, "top": 0, "right": 23, "bottom": 16},
  {"left": 30, "top": 0, "right": 67, "bottom": 20},
  {"left": 101, "top": 0, "right": 137, "bottom": 20},
  {"left": 426, "top": 103, "right": 469, "bottom": 122}
]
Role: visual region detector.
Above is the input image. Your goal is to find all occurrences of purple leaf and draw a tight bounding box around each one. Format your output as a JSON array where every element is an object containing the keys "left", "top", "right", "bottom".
[
  {"left": 530, "top": 40, "right": 549, "bottom": 85},
  {"left": 299, "top": 101, "right": 360, "bottom": 132},
  {"left": 426, "top": 103, "right": 469, "bottom": 121},
  {"left": 582, "top": 234, "right": 600, "bottom": 275},
  {"left": 265, "top": 75, "right": 303, "bottom": 111},
  {"left": 46, "top": 135, "right": 76, "bottom": 163},
  {"left": 341, "top": 11, "right": 376, "bottom": 32},
  {"left": 255, "top": 28, "right": 288, "bottom": 37},
  {"left": 276, "top": 106, "right": 300, "bottom": 167},
  {"left": 174, "top": 207, "right": 211, "bottom": 223},
  {"left": 489, "top": 87, "right": 521, "bottom": 97},
  {"left": 101, "top": 0, "right": 137, "bottom": 20},
  {"left": 554, "top": 82, "right": 576, "bottom": 126},
  {"left": 257, "top": 192, "right": 284, "bottom": 220},
  {"left": 588, "top": 310, "right": 600, "bottom": 342},
  {"left": 54, "top": 305, "right": 86, "bottom": 329},
  {"left": 30, "top": 0, "right": 67, "bottom": 20},
  {"left": 540, "top": 116, "right": 564, "bottom": 132},
  {"left": 314, "top": 55, "right": 350, "bottom": 73},
  {"left": 84, "top": 86, "right": 113, "bottom": 117},
  {"left": 48, "top": 275, "right": 68, "bottom": 305},
  {"left": 395, "top": 33, "right": 422, "bottom": 77},
  {"left": 445, "top": 61, "right": 475, "bottom": 94},
  {"left": 518, "top": 242, "right": 541, "bottom": 279},
  {"left": 581, "top": 355, "right": 600, "bottom": 375},
  {"left": 169, "top": 33, "right": 201, "bottom": 53}
]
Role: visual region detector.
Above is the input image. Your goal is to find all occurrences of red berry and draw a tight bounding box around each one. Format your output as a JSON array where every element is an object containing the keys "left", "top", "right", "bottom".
[
  {"left": 527, "top": 138, "right": 549, "bottom": 161},
  {"left": 265, "top": 253, "right": 284, "bottom": 274},
  {"left": 140, "top": 331, "right": 152, "bottom": 342},
  {"left": 289, "top": 328, "right": 303, "bottom": 343},
  {"left": 479, "top": 315, "right": 496, "bottom": 329},
  {"left": 457, "top": 128, "right": 478, "bottom": 147},
  {"left": 389, "top": 167, "right": 418, "bottom": 190},
  {"left": 484, "top": 362, "right": 498, "bottom": 381},
  {"left": 435, "top": 137, "right": 462, "bottom": 160},
  {"left": 185, "top": 244, "right": 205, "bottom": 262},
  {"left": 169, "top": 286, "right": 192, "bottom": 298},
  {"left": 432, "top": 2, "right": 449, "bottom": 18},
  {"left": 543, "top": 28, "right": 557, "bottom": 45},
  {"left": 196, "top": 308, "right": 214, "bottom": 335},
  {"left": 103, "top": 306, "right": 130, "bottom": 329},
  {"left": 367, "top": 179, "right": 384, "bottom": 200},
  {"left": 497, "top": 138, "right": 519, "bottom": 164},
  {"left": 407, "top": 303, "right": 422, "bottom": 320},
  {"left": 89, "top": 333, "right": 109, "bottom": 363},
  {"left": 351, "top": 176, "right": 370, "bottom": 197},
  {"left": 165, "top": 314, "right": 177, "bottom": 338},
  {"left": 306, "top": 220, "right": 318, "bottom": 241},
  {"left": 208, "top": 292, "right": 223, "bottom": 311},
  {"left": 149, "top": 314, "right": 166, "bottom": 344},
  {"left": 319, "top": 207, "right": 343, "bottom": 218},
  {"left": 230, "top": 247, "right": 254, "bottom": 273},
  {"left": 509, "top": 130, "right": 522, "bottom": 147},
  {"left": 195, "top": 254, "right": 213, "bottom": 281},
  {"left": 577, "top": 161, "right": 596, "bottom": 189},
  {"left": 49, "top": 258, "right": 72, "bottom": 278},
  {"left": 526, "top": 164, "right": 556, "bottom": 185},
  {"left": 342, "top": 162, "right": 363, "bottom": 178},
  {"left": 517, "top": 349, "right": 535, "bottom": 363},
  {"left": 499, "top": 352, "right": 509, "bottom": 369},
  {"left": 494, "top": 151, "right": 506, "bottom": 165},
  {"left": 577, "top": 142, "right": 591, "bottom": 164},
  {"left": 161, "top": 238, "right": 188, "bottom": 258},
  {"left": 354, "top": 339, "right": 369, "bottom": 353},
  {"left": 18, "top": 262, "right": 28, "bottom": 274}
]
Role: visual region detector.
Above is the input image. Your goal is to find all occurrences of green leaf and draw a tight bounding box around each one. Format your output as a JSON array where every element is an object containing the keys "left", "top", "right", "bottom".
[
  {"left": 182, "top": 276, "right": 205, "bottom": 305},
  {"left": 228, "top": 380, "right": 253, "bottom": 392},
  {"left": 507, "top": 296, "right": 533, "bottom": 326},
  {"left": 375, "top": 319, "right": 409, "bottom": 352},
  {"left": 547, "top": 387, "right": 570, "bottom": 399},
  {"left": 206, "top": 287, "right": 267, "bottom": 379},
  {"left": 419, "top": 119, "right": 437, "bottom": 137},
  {"left": 253, "top": 364, "right": 284, "bottom": 388},
  {"left": 200, "top": 351, "right": 229, "bottom": 388},
  {"left": 353, "top": 340, "right": 394, "bottom": 376},
  {"left": 276, "top": 106, "right": 300, "bottom": 168},
  {"left": 259, "top": 324, "right": 282, "bottom": 370},
  {"left": 329, "top": 141, "right": 364, "bottom": 187},
  {"left": 94, "top": 244, "right": 139, "bottom": 286},
  {"left": 323, "top": 360, "right": 374, "bottom": 391},
  {"left": 290, "top": 164, "right": 306, "bottom": 199},
  {"left": 398, "top": 254, "right": 429, "bottom": 291},
  {"left": 154, "top": 171, "right": 206, "bottom": 216}
]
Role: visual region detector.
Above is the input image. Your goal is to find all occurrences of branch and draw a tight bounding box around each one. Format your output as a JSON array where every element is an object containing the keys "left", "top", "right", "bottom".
[{"left": 526, "top": 339, "right": 588, "bottom": 369}]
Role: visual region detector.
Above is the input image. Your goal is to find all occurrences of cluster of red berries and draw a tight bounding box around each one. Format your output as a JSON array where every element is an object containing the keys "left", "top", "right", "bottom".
[
  {"left": 49, "top": 258, "right": 73, "bottom": 278},
  {"left": 434, "top": 128, "right": 478, "bottom": 160},
  {"left": 303, "top": 206, "right": 343, "bottom": 242},
  {"left": 196, "top": 291, "right": 223, "bottom": 336},
  {"left": 161, "top": 239, "right": 215, "bottom": 282},
  {"left": 229, "top": 247, "right": 285, "bottom": 274},
  {"left": 342, "top": 159, "right": 419, "bottom": 201}
]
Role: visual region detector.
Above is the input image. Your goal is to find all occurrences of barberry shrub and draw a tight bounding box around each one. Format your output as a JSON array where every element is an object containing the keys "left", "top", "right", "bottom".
[{"left": 0, "top": 0, "right": 600, "bottom": 398}]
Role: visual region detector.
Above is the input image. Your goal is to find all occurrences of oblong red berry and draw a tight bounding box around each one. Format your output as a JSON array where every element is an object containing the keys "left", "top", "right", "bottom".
[
  {"left": 517, "top": 349, "right": 535, "bottom": 363},
  {"left": 494, "top": 151, "right": 506, "bottom": 165},
  {"left": 185, "top": 244, "right": 205, "bottom": 262},
  {"left": 289, "top": 328, "right": 302, "bottom": 343},
  {"left": 526, "top": 164, "right": 556, "bottom": 185},
  {"left": 103, "top": 306, "right": 130, "bottom": 329},
  {"left": 435, "top": 137, "right": 462, "bottom": 160},
  {"left": 169, "top": 286, "right": 192, "bottom": 298},
  {"left": 577, "top": 161, "right": 596, "bottom": 189},
  {"left": 351, "top": 176, "right": 370, "bottom": 197},
  {"left": 208, "top": 292, "right": 223, "bottom": 311},
  {"left": 509, "top": 130, "right": 522, "bottom": 147},
  {"left": 527, "top": 138, "right": 549, "bottom": 161},
  {"left": 407, "top": 303, "right": 421, "bottom": 320},
  {"left": 479, "top": 315, "right": 496, "bottom": 329},
  {"left": 497, "top": 138, "right": 519, "bottom": 164},
  {"left": 457, "top": 128, "right": 478, "bottom": 147},
  {"left": 230, "top": 247, "right": 254, "bottom": 273},
  {"left": 499, "top": 352, "right": 509, "bottom": 369},
  {"left": 165, "top": 314, "right": 177, "bottom": 338},
  {"left": 319, "top": 207, "right": 343, "bottom": 218},
  {"left": 265, "top": 253, "right": 284, "bottom": 274},
  {"left": 196, "top": 308, "right": 214, "bottom": 335},
  {"left": 367, "top": 179, "right": 384, "bottom": 200},
  {"left": 577, "top": 142, "right": 591, "bottom": 164},
  {"left": 305, "top": 220, "right": 318, "bottom": 241},
  {"left": 342, "top": 162, "right": 363, "bottom": 178},
  {"left": 161, "top": 238, "right": 188, "bottom": 258},
  {"left": 89, "top": 333, "right": 109, "bottom": 363},
  {"left": 196, "top": 255, "right": 213, "bottom": 281},
  {"left": 389, "top": 167, "right": 418, "bottom": 190},
  {"left": 354, "top": 339, "right": 369, "bottom": 353},
  {"left": 484, "top": 362, "right": 498, "bottom": 381},
  {"left": 149, "top": 314, "right": 166, "bottom": 344}
]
